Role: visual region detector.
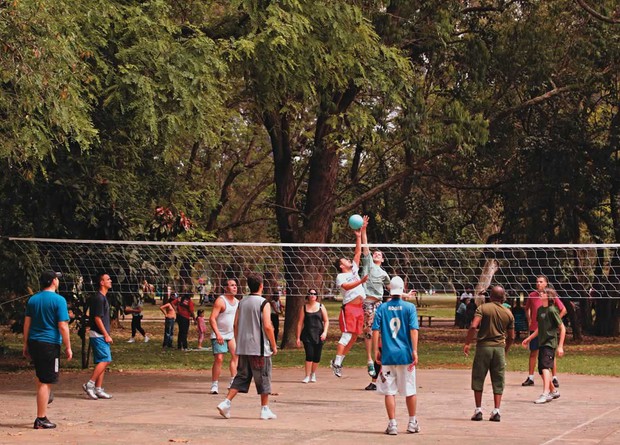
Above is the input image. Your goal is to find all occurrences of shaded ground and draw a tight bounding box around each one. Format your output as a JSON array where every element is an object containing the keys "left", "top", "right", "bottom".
[{"left": 1, "top": 368, "right": 619, "bottom": 445}]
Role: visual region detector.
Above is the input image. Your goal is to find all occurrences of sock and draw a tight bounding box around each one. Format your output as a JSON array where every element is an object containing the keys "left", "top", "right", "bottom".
[
  {"left": 335, "top": 355, "right": 344, "bottom": 366},
  {"left": 389, "top": 418, "right": 397, "bottom": 426},
  {"left": 261, "top": 405, "right": 269, "bottom": 410},
  {"left": 492, "top": 408, "right": 500, "bottom": 415},
  {"left": 213, "top": 380, "right": 218, "bottom": 384},
  {"left": 475, "top": 407, "right": 482, "bottom": 413},
  {"left": 409, "top": 416, "right": 417, "bottom": 423},
  {"left": 87, "top": 380, "right": 95, "bottom": 387},
  {"left": 222, "top": 399, "right": 231, "bottom": 406},
  {"left": 552, "top": 376, "right": 558, "bottom": 381},
  {"left": 529, "top": 374, "right": 534, "bottom": 380},
  {"left": 367, "top": 360, "right": 374, "bottom": 364},
  {"left": 95, "top": 387, "right": 102, "bottom": 391}
]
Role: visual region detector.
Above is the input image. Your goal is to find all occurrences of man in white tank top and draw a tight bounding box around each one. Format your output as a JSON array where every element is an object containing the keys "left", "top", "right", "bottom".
[{"left": 208, "top": 279, "right": 239, "bottom": 394}]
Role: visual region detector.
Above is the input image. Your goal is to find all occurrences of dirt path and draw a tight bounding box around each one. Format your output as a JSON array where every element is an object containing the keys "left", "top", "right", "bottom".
[{"left": 1, "top": 368, "right": 619, "bottom": 444}]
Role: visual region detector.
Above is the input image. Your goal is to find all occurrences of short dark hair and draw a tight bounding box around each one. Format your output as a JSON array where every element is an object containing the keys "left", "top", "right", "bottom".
[
  {"left": 247, "top": 273, "right": 263, "bottom": 293},
  {"left": 334, "top": 258, "right": 342, "bottom": 273},
  {"left": 95, "top": 272, "right": 107, "bottom": 288}
]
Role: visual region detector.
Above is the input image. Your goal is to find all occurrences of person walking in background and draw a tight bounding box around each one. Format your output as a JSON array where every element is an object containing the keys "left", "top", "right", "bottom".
[
  {"left": 83, "top": 273, "right": 114, "bottom": 400},
  {"left": 522, "top": 288, "right": 566, "bottom": 404},
  {"left": 296, "top": 288, "right": 329, "bottom": 383},
  {"left": 196, "top": 309, "right": 208, "bottom": 349},
  {"left": 23, "top": 271, "right": 73, "bottom": 429},
  {"left": 125, "top": 294, "right": 149, "bottom": 343},
  {"left": 371, "top": 276, "right": 420, "bottom": 436},
  {"left": 217, "top": 273, "right": 278, "bottom": 420},
  {"left": 464, "top": 285, "right": 515, "bottom": 422},
  {"left": 159, "top": 294, "right": 177, "bottom": 348},
  {"left": 174, "top": 293, "right": 195, "bottom": 350},
  {"left": 209, "top": 279, "right": 239, "bottom": 394},
  {"left": 269, "top": 293, "right": 284, "bottom": 343},
  {"left": 522, "top": 275, "right": 566, "bottom": 387}
]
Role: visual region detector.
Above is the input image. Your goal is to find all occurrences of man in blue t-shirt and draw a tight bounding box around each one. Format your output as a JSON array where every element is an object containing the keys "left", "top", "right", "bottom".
[
  {"left": 372, "top": 276, "right": 420, "bottom": 436},
  {"left": 23, "top": 271, "right": 72, "bottom": 429}
]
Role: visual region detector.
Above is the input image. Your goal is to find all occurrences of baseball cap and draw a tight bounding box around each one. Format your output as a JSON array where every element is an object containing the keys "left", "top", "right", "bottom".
[
  {"left": 390, "top": 276, "right": 405, "bottom": 296},
  {"left": 39, "top": 270, "right": 62, "bottom": 288}
]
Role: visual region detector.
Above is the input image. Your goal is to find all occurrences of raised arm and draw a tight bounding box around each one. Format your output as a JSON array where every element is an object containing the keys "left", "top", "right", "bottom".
[
  {"left": 352, "top": 229, "right": 362, "bottom": 266},
  {"left": 361, "top": 215, "right": 370, "bottom": 256}
]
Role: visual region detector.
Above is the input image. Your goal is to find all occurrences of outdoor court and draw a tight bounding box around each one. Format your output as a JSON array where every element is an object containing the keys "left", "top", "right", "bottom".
[{"left": 1, "top": 368, "right": 618, "bottom": 444}]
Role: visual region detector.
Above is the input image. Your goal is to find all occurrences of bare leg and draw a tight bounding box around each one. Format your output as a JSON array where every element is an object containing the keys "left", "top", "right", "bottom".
[
  {"left": 343, "top": 334, "right": 359, "bottom": 355},
  {"left": 474, "top": 390, "right": 483, "bottom": 407},
  {"left": 528, "top": 350, "right": 537, "bottom": 375},
  {"left": 91, "top": 362, "right": 109, "bottom": 387},
  {"left": 304, "top": 361, "right": 312, "bottom": 377},
  {"left": 385, "top": 395, "right": 396, "bottom": 419},
  {"left": 541, "top": 369, "right": 552, "bottom": 393},
  {"left": 260, "top": 393, "right": 269, "bottom": 406},
  {"left": 36, "top": 381, "right": 50, "bottom": 418},
  {"left": 406, "top": 395, "right": 417, "bottom": 417},
  {"left": 228, "top": 340, "right": 238, "bottom": 377},
  {"left": 212, "top": 354, "right": 224, "bottom": 382},
  {"left": 493, "top": 393, "right": 502, "bottom": 409}
]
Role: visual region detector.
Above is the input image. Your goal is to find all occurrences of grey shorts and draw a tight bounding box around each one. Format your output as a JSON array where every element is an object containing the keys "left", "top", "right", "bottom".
[{"left": 230, "top": 355, "right": 272, "bottom": 394}]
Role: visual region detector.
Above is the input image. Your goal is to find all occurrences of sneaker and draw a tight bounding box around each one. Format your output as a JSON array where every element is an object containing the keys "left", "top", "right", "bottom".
[
  {"left": 552, "top": 377, "right": 559, "bottom": 388},
  {"left": 367, "top": 362, "right": 376, "bottom": 378},
  {"left": 489, "top": 412, "right": 501, "bottom": 422},
  {"left": 127, "top": 338, "right": 136, "bottom": 343},
  {"left": 95, "top": 388, "right": 112, "bottom": 399},
  {"left": 210, "top": 382, "right": 219, "bottom": 395},
  {"left": 33, "top": 417, "right": 56, "bottom": 429},
  {"left": 217, "top": 400, "right": 231, "bottom": 419},
  {"left": 82, "top": 383, "right": 98, "bottom": 400},
  {"left": 534, "top": 393, "right": 553, "bottom": 404},
  {"left": 407, "top": 420, "right": 420, "bottom": 433},
  {"left": 385, "top": 423, "right": 398, "bottom": 435},
  {"left": 551, "top": 390, "right": 561, "bottom": 399},
  {"left": 310, "top": 373, "right": 316, "bottom": 383},
  {"left": 330, "top": 359, "right": 342, "bottom": 378},
  {"left": 365, "top": 382, "right": 377, "bottom": 391},
  {"left": 302, "top": 376, "right": 310, "bottom": 384},
  {"left": 260, "top": 406, "right": 277, "bottom": 420},
  {"left": 144, "top": 335, "right": 150, "bottom": 343},
  {"left": 522, "top": 377, "right": 535, "bottom": 386},
  {"left": 471, "top": 411, "right": 483, "bottom": 421}
]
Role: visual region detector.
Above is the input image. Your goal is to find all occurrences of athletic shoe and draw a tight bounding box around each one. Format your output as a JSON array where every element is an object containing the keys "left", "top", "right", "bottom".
[
  {"left": 33, "top": 417, "right": 56, "bottom": 429},
  {"left": 489, "top": 412, "right": 501, "bottom": 422},
  {"left": 407, "top": 420, "right": 420, "bottom": 433},
  {"left": 367, "top": 362, "right": 376, "bottom": 378},
  {"left": 534, "top": 393, "right": 553, "bottom": 404},
  {"left": 385, "top": 423, "right": 398, "bottom": 435},
  {"left": 552, "top": 377, "right": 559, "bottom": 388},
  {"left": 302, "top": 376, "right": 310, "bottom": 384},
  {"left": 471, "top": 411, "right": 483, "bottom": 421},
  {"left": 48, "top": 391, "right": 54, "bottom": 404},
  {"left": 95, "top": 388, "right": 112, "bottom": 399},
  {"left": 144, "top": 335, "right": 150, "bottom": 343},
  {"left": 82, "top": 383, "right": 98, "bottom": 400},
  {"left": 521, "top": 377, "right": 535, "bottom": 386},
  {"left": 365, "top": 382, "right": 377, "bottom": 391},
  {"left": 330, "top": 359, "right": 342, "bottom": 378},
  {"left": 551, "top": 390, "right": 561, "bottom": 399},
  {"left": 310, "top": 373, "right": 316, "bottom": 383},
  {"left": 127, "top": 338, "right": 136, "bottom": 343},
  {"left": 260, "top": 406, "right": 277, "bottom": 420},
  {"left": 210, "top": 382, "right": 219, "bottom": 394},
  {"left": 217, "top": 400, "right": 231, "bottom": 419}
]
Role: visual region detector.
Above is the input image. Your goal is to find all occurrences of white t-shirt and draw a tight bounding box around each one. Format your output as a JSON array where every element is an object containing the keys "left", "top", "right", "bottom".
[{"left": 336, "top": 261, "right": 366, "bottom": 305}]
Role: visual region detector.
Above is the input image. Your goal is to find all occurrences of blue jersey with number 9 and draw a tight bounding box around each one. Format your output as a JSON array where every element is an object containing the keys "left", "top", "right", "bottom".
[{"left": 372, "top": 298, "right": 419, "bottom": 365}]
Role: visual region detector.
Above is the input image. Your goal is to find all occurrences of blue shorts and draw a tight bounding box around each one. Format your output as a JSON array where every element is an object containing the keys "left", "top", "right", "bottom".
[
  {"left": 528, "top": 331, "right": 539, "bottom": 351},
  {"left": 211, "top": 338, "right": 229, "bottom": 354},
  {"left": 90, "top": 337, "right": 112, "bottom": 363}
]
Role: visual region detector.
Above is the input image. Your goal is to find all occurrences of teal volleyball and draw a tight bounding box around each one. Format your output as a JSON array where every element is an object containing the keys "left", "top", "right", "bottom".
[{"left": 348, "top": 214, "right": 363, "bottom": 230}]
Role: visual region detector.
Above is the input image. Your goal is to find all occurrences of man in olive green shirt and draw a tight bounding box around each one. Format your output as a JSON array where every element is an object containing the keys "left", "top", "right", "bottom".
[{"left": 464, "top": 286, "right": 514, "bottom": 422}]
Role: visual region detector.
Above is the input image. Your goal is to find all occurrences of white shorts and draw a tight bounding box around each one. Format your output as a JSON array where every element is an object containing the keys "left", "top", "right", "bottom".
[{"left": 377, "top": 364, "right": 417, "bottom": 397}]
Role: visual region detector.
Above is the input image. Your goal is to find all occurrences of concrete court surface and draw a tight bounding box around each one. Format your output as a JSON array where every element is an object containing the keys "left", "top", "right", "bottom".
[{"left": 1, "top": 368, "right": 619, "bottom": 445}]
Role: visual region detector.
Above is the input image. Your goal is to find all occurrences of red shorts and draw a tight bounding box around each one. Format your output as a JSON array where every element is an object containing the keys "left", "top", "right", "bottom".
[{"left": 339, "top": 303, "right": 364, "bottom": 335}]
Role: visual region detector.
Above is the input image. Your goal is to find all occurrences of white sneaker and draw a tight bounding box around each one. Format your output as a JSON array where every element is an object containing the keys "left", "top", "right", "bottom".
[
  {"left": 217, "top": 400, "right": 231, "bottom": 419},
  {"left": 127, "top": 338, "right": 136, "bottom": 343},
  {"left": 210, "top": 382, "right": 219, "bottom": 394},
  {"left": 535, "top": 393, "right": 553, "bottom": 404},
  {"left": 310, "top": 373, "right": 316, "bottom": 383},
  {"left": 385, "top": 423, "right": 398, "bottom": 435},
  {"left": 551, "top": 390, "right": 561, "bottom": 399},
  {"left": 407, "top": 420, "right": 420, "bottom": 433},
  {"left": 144, "top": 335, "right": 150, "bottom": 343},
  {"left": 302, "top": 376, "right": 310, "bottom": 384},
  {"left": 260, "top": 406, "right": 277, "bottom": 420},
  {"left": 95, "top": 388, "right": 112, "bottom": 399},
  {"left": 82, "top": 383, "right": 98, "bottom": 400}
]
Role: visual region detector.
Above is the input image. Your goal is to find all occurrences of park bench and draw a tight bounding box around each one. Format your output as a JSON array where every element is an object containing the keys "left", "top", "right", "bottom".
[{"left": 418, "top": 314, "right": 434, "bottom": 327}]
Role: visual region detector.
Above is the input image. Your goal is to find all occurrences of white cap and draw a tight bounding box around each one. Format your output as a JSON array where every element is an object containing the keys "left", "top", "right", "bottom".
[{"left": 390, "top": 276, "right": 404, "bottom": 296}]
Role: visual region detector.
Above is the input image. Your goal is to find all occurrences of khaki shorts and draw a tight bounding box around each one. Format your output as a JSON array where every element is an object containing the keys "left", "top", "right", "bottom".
[{"left": 471, "top": 346, "right": 506, "bottom": 394}]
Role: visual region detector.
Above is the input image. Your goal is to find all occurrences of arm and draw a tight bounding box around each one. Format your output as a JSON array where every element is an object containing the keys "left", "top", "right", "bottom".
[
  {"left": 352, "top": 229, "right": 362, "bottom": 266},
  {"left": 505, "top": 328, "right": 515, "bottom": 353},
  {"left": 410, "top": 328, "right": 419, "bottom": 367},
  {"left": 262, "top": 302, "right": 278, "bottom": 355},
  {"left": 340, "top": 275, "right": 369, "bottom": 291},
  {"left": 296, "top": 305, "right": 304, "bottom": 347},
  {"left": 557, "top": 322, "right": 566, "bottom": 357},
  {"left": 463, "top": 315, "right": 481, "bottom": 356},
  {"left": 320, "top": 304, "right": 329, "bottom": 341},
  {"left": 233, "top": 308, "right": 240, "bottom": 342},
  {"left": 361, "top": 215, "right": 370, "bottom": 256},
  {"left": 22, "top": 316, "right": 32, "bottom": 358},
  {"left": 522, "top": 328, "right": 538, "bottom": 347},
  {"left": 372, "top": 329, "right": 381, "bottom": 363},
  {"left": 94, "top": 316, "right": 113, "bottom": 343},
  {"left": 159, "top": 303, "right": 171, "bottom": 314},
  {"left": 209, "top": 298, "right": 225, "bottom": 344},
  {"left": 555, "top": 298, "right": 567, "bottom": 318},
  {"left": 58, "top": 321, "right": 73, "bottom": 360}
]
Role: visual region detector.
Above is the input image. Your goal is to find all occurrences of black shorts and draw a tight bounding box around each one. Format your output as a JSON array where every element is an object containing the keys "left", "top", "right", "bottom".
[
  {"left": 28, "top": 340, "right": 60, "bottom": 384},
  {"left": 538, "top": 346, "right": 555, "bottom": 374}
]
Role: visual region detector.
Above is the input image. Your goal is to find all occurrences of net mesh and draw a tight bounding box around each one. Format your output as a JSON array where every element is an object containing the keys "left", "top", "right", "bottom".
[{"left": 7, "top": 238, "right": 620, "bottom": 302}]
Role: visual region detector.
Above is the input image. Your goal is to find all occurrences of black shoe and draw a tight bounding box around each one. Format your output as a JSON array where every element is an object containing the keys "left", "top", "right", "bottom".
[
  {"left": 489, "top": 412, "right": 501, "bottom": 422},
  {"left": 522, "top": 377, "right": 535, "bottom": 386},
  {"left": 48, "top": 391, "right": 54, "bottom": 404},
  {"left": 34, "top": 417, "right": 56, "bottom": 429},
  {"left": 471, "top": 411, "right": 483, "bottom": 421},
  {"left": 552, "top": 378, "right": 559, "bottom": 388},
  {"left": 365, "top": 382, "right": 377, "bottom": 391}
]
